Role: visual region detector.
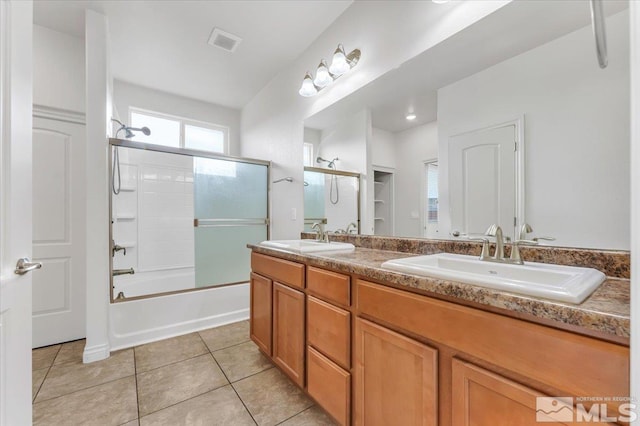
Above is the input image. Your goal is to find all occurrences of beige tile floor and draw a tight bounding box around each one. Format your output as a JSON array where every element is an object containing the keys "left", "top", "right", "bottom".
[{"left": 32, "top": 320, "right": 337, "bottom": 426}]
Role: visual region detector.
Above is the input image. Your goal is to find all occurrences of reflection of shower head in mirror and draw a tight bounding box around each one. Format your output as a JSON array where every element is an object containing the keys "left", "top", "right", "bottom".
[{"left": 316, "top": 156, "right": 339, "bottom": 169}]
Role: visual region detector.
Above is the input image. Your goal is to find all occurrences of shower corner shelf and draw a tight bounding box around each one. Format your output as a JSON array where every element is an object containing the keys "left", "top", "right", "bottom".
[
  {"left": 374, "top": 199, "right": 385, "bottom": 203},
  {"left": 374, "top": 217, "right": 385, "bottom": 221},
  {"left": 118, "top": 186, "right": 136, "bottom": 192},
  {"left": 114, "top": 215, "right": 136, "bottom": 221}
]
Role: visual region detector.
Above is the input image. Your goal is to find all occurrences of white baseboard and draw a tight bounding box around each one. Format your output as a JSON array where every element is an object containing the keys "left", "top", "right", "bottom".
[{"left": 82, "top": 343, "right": 111, "bottom": 363}]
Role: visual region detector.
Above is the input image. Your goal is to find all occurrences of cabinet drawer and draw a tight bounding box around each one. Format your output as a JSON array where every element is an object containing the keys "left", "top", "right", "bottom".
[
  {"left": 307, "top": 296, "right": 351, "bottom": 369},
  {"left": 307, "top": 266, "right": 350, "bottom": 306},
  {"left": 251, "top": 252, "right": 304, "bottom": 289},
  {"left": 307, "top": 346, "right": 351, "bottom": 426},
  {"left": 356, "top": 279, "right": 629, "bottom": 404}
]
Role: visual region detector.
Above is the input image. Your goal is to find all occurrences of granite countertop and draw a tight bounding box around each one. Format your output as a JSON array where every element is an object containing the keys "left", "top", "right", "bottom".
[{"left": 249, "top": 244, "right": 630, "bottom": 343}]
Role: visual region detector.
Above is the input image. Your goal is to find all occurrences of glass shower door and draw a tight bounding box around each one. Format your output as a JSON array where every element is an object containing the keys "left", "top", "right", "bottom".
[{"left": 193, "top": 157, "right": 268, "bottom": 287}]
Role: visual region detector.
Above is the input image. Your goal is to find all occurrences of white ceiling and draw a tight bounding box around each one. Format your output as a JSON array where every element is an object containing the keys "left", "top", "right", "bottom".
[
  {"left": 33, "top": 0, "right": 353, "bottom": 109},
  {"left": 305, "top": 0, "right": 629, "bottom": 133}
]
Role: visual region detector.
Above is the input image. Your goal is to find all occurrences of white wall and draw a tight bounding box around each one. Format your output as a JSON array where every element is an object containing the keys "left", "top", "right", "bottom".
[
  {"left": 394, "top": 122, "right": 439, "bottom": 237},
  {"left": 241, "top": 1, "right": 510, "bottom": 239},
  {"left": 33, "top": 25, "right": 85, "bottom": 113},
  {"left": 437, "top": 10, "right": 630, "bottom": 250},
  {"left": 83, "top": 10, "right": 111, "bottom": 363},
  {"left": 371, "top": 127, "right": 396, "bottom": 169},
  {"left": 113, "top": 80, "right": 242, "bottom": 156},
  {"left": 318, "top": 109, "right": 372, "bottom": 234}
]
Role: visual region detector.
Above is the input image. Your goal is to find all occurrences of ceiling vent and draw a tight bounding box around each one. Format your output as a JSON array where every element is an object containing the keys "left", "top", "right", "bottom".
[{"left": 208, "top": 28, "right": 242, "bottom": 53}]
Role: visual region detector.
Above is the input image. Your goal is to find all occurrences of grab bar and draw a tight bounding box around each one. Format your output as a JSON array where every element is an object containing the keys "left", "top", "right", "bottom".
[{"left": 590, "top": 0, "right": 608, "bottom": 69}]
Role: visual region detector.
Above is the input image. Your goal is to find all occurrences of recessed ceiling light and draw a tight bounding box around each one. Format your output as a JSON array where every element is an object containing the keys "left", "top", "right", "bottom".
[
  {"left": 432, "top": 0, "right": 449, "bottom": 3},
  {"left": 406, "top": 113, "right": 417, "bottom": 121}
]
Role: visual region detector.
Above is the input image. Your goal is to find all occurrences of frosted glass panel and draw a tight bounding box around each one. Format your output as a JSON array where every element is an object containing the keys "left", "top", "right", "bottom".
[
  {"left": 195, "top": 225, "right": 267, "bottom": 287},
  {"left": 193, "top": 157, "right": 268, "bottom": 288},
  {"left": 194, "top": 158, "right": 268, "bottom": 219}
]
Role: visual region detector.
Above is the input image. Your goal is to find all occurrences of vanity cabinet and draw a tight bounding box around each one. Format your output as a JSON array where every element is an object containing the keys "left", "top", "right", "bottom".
[
  {"left": 451, "top": 359, "right": 573, "bottom": 425},
  {"left": 250, "top": 251, "right": 629, "bottom": 426},
  {"left": 250, "top": 252, "right": 306, "bottom": 387},
  {"left": 306, "top": 266, "right": 352, "bottom": 425},
  {"left": 273, "top": 282, "right": 305, "bottom": 387},
  {"left": 355, "top": 318, "right": 438, "bottom": 426},
  {"left": 249, "top": 272, "right": 272, "bottom": 355}
]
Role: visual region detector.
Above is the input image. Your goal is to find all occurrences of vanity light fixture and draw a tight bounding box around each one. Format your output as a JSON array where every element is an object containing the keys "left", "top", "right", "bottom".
[
  {"left": 406, "top": 113, "right": 417, "bottom": 121},
  {"left": 298, "top": 44, "right": 361, "bottom": 97}
]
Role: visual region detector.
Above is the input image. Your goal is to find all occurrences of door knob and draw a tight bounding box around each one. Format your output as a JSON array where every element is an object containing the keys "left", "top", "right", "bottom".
[{"left": 14, "top": 257, "right": 43, "bottom": 275}]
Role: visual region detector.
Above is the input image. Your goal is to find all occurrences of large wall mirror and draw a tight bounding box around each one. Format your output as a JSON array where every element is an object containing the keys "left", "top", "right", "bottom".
[{"left": 303, "top": 0, "right": 629, "bottom": 250}]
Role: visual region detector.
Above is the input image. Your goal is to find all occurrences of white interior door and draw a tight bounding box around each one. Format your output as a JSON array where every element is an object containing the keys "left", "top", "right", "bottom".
[
  {"left": 448, "top": 124, "right": 517, "bottom": 240},
  {"left": 32, "top": 117, "right": 86, "bottom": 348},
  {"left": 0, "top": 1, "right": 34, "bottom": 424}
]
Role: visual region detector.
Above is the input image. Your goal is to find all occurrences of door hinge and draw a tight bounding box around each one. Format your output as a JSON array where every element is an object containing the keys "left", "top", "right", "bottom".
[
  {"left": 514, "top": 141, "right": 518, "bottom": 151},
  {"left": 514, "top": 217, "right": 517, "bottom": 227}
]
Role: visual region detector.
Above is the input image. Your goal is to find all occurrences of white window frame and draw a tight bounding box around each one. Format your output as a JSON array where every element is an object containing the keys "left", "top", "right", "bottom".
[
  {"left": 129, "top": 107, "right": 230, "bottom": 154},
  {"left": 303, "top": 142, "right": 314, "bottom": 167}
]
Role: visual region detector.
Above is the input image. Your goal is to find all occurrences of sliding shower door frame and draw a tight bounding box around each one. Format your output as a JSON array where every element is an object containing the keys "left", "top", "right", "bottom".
[{"left": 108, "top": 138, "right": 271, "bottom": 303}]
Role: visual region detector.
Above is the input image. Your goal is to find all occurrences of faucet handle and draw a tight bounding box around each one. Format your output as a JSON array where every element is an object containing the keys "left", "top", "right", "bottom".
[{"left": 533, "top": 236, "right": 555, "bottom": 243}]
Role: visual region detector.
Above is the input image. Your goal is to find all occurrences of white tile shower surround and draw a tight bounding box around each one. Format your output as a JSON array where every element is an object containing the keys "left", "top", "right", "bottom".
[{"left": 112, "top": 148, "right": 196, "bottom": 297}]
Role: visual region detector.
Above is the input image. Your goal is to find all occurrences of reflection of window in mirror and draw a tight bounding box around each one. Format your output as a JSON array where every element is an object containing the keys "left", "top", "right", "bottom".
[
  {"left": 303, "top": 142, "right": 314, "bottom": 166},
  {"left": 424, "top": 161, "right": 439, "bottom": 238}
]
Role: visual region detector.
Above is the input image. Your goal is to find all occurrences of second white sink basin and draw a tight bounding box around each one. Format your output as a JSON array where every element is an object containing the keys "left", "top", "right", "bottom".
[
  {"left": 381, "top": 253, "right": 606, "bottom": 304},
  {"left": 259, "top": 239, "right": 355, "bottom": 253}
]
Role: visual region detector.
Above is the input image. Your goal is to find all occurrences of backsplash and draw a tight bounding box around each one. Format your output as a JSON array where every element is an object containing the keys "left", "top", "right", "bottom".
[{"left": 301, "top": 233, "right": 630, "bottom": 279}]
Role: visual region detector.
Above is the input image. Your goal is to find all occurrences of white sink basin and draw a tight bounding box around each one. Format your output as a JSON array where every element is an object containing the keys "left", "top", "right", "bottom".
[
  {"left": 381, "top": 253, "right": 606, "bottom": 304},
  {"left": 259, "top": 239, "right": 355, "bottom": 253}
]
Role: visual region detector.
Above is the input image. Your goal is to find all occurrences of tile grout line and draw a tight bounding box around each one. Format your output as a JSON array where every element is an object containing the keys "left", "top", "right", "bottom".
[
  {"left": 197, "top": 332, "right": 258, "bottom": 426},
  {"left": 274, "top": 405, "right": 316, "bottom": 425},
  {"left": 33, "top": 350, "right": 136, "bottom": 405},
  {"left": 32, "top": 344, "right": 63, "bottom": 403},
  {"left": 133, "top": 347, "right": 141, "bottom": 424}
]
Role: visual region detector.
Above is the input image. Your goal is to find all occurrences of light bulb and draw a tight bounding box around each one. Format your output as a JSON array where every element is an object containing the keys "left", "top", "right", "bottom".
[
  {"left": 406, "top": 113, "right": 417, "bottom": 121},
  {"left": 313, "top": 60, "right": 333, "bottom": 88},
  {"left": 329, "top": 44, "right": 350, "bottom": 76},
  {"left": 298, "top": 72, "right": 318, "bottom": 97}
]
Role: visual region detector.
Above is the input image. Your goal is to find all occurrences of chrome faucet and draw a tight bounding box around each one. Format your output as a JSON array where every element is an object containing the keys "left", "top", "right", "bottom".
[
  {"left": 484, "top": 224, "right": 506, "bottom": 261},
  {"left": 345, "top": 222, "right": 357, "bottom": 234},
  {"left": 509, "top": 223, "right": 556, "bottom": 264},
  {"left": 311, "top": 222, "right": 330, "bottom": 243}
]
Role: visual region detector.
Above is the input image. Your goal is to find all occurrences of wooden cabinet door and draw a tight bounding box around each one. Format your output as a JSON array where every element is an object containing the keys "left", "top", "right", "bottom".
[
  {"left": 250, "top": 272, "right": 272, "bottom": 355},
  {"left": 355, "top": 318, "right": 438, "bottom": 426},
  {"left": 452, "top": 359, "right": 573, "bottom": 426},
  {"left": 273, "top": 282, "right": 305, "bottom": 387}
]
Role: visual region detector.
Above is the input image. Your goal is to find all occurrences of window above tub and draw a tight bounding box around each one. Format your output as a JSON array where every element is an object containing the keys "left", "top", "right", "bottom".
[{"left": 129, "top": 107, "right": 229, "bottom": 154}]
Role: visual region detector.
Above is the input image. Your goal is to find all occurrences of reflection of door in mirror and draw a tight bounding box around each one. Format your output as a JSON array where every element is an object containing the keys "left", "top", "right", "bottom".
[
  {"left": 448, "top": 122, "right": 521, "bottom": 241},
  {"left": 423, "top": 161, "right": 439, "bottom": 239}
]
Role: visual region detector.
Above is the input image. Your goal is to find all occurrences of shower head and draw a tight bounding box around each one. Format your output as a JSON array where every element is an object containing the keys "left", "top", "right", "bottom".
[
  {"left": 316, "top": 156, "right": 339, "bottom": 169},
  {"left": 111, "top": 118, "right": 152, "bottom": 139}
]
